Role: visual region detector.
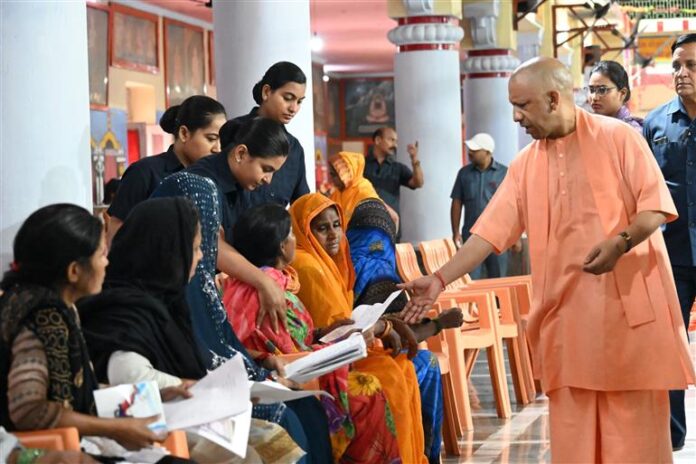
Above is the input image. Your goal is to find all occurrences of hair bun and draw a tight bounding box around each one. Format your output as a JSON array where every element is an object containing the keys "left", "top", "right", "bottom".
[
  {"left": 219, "top": 119, "right": 244, "bottom": 148},
  {"left": 252, "top": 80, "right": 265, "bottom": 105},
  {"left": 159, "top": 105, "right": 182, "bottom": 134}
]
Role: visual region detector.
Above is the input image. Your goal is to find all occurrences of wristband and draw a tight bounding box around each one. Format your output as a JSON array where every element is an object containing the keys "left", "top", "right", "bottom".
[
  {"left": 618, "top": 231, "right": 632, "bottom": 253},
  {"left": 433, "top": 270, "right": 447, "bottom": 290}
]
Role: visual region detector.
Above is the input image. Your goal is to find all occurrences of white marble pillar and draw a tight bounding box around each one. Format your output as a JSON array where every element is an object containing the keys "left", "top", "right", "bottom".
[
  {"left": 1, "top": 1, "right": 93, "bottom": 270},
  {"left": 516, "top": 29, "right": 543, "bottom": 149},
  {"left": 461, "top": 1, "right": 520, "bottom": 167},
  {"left": 213, "top": 0, "right": 315, "bottom": 190},
  {"left": 387, "top": 6, "right": 464, "bottom": 243}
]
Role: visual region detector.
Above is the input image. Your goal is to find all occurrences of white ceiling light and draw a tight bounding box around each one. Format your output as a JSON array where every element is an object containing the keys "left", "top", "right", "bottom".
[{"left": 311, "top": 33, "right": 324, "bottom": 53}]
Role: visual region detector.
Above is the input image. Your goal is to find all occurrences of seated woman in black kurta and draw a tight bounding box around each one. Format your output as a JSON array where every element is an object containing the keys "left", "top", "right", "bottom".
[{"left": 0, "top": 204, "right": 172, "bottom": 450}]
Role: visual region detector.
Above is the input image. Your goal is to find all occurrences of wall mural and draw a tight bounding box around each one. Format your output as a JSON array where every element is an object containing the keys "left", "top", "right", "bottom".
[{"left": 343, "top": 79, "right": 395, "bottom": 138}]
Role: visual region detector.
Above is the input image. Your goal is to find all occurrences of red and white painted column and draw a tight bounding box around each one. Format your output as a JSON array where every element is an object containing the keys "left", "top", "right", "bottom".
[
  {"left": 387, "top": 4, "right": 464, "bottom": 243},
  {"left": 462, "top": 1, "right": 520, "bottom": 166}
]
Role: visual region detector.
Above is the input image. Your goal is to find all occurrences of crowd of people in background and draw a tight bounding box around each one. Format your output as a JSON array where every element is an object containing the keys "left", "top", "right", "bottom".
[{"left": 1, "top": 32, "right": 696, "bottom": 464}]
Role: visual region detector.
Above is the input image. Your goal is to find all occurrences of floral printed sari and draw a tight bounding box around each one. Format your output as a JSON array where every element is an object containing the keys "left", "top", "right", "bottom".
[{"left": 224, "top": 267, "right": 401, "bottom": 464}]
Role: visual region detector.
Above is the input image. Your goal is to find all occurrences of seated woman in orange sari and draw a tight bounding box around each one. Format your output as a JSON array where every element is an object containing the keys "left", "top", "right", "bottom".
[
  {"left": 289, "top": 193, "right": 428, "bottom": 464},
  {"left": 223, "top": 204, "right": 401, "bottom": 464},
  {"left": 329, "top": 151, "right": 399, "bottom": 227}
]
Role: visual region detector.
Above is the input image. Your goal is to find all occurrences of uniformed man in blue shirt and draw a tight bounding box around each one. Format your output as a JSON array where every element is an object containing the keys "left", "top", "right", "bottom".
[
  {"left": 450, "top": 133, "right": 516, "bottom": 278},
  {"left": 643, "top": 33, "right": 696, "bottom": 452}
]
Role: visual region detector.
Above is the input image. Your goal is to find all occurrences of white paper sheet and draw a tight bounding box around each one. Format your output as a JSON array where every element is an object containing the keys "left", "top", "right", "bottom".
[
  {"left": 187, "top": 402, "right": 252, "bottom": 459},
  {"left": 163, "top": 354, "right": 250, "bottom": 430},
  {"left": 250, "top": 380, "right": 333, "bottom": 404},
  {"left": 283, "top": 333, "right": 367, "bottom": 383},
  {"left": 319, "top": 290, "right": 403, "bottom": 343},
  {"left": 93, "top": 381, "right": 167, "bottom": 433}
]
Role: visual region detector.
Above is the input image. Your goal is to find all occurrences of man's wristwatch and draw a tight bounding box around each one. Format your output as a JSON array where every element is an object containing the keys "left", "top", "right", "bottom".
[{"left": 618, "top": 231, "right": 632, "bottom": 253}]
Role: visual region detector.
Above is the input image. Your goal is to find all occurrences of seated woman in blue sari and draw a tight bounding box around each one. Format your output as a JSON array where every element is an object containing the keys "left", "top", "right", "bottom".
[
  {"left": 153, "top": 171, "right": 332, "bottom": 464},
  {"left": 347, "top": 199, "right": 453, "bottom": 464}
]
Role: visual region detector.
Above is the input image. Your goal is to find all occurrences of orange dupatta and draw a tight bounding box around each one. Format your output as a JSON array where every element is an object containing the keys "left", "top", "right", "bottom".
[
  {"left": 289, "top": 193, "right": 355, "bottom": 328},
  {"left": 290, "top": 193, "right": 427, "bottom": 463},
  {"left": 329, "top": 152, "right": 380, "bottom": 225}
]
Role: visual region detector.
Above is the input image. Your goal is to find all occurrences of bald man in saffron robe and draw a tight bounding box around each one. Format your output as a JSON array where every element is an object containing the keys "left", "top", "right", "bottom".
[{"left": 401, "top": 57, "right": 695, "bottom": 463}]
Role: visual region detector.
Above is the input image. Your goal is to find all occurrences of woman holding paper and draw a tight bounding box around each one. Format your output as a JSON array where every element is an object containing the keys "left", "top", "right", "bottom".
[
  {"left": 288, "top": 193, "right": 429, "bottom": 464},
  {"left": 79, "top": 197, "right": 329, "bottom": 463},
  {"left": 0, "top": 204, "right": 181, "bottom": 449},
  {"left": 223, "top": 204, "right": 401, "bottom": 464}
]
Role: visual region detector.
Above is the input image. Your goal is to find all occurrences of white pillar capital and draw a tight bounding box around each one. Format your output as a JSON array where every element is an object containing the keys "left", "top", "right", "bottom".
[
  {"left": 463, "top": 0, "right": 500, "bottom": 49},
  {"left": 387, "top": 20, "right": 464, "bottom": 49},
  {"left": 462, "top": 49, "right": 520, "bottom": 76}
]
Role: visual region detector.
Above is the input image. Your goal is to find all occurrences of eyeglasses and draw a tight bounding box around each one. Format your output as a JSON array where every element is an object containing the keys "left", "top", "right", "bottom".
[{"left": 584, "top": 85, "right": 616, "bottom": 96}]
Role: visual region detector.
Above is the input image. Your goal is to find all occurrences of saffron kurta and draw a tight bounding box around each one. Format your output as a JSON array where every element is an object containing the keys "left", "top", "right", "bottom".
[{"left": 471, "top": 108, "right": 695, "bottom": 393}]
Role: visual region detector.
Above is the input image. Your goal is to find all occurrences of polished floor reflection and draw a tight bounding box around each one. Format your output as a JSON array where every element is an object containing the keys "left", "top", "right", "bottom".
[{"left": 442, "top": 334, "right": 696, "bottom": 463}]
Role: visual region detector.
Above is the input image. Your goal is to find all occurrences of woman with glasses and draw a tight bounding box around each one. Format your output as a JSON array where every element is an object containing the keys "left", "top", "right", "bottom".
[{"left": 587, "top": 60, "right": 643, "bottom": 130}]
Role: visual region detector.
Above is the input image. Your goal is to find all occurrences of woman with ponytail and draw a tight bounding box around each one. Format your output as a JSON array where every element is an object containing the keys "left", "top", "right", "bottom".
[
  {"left": 230, "top": 61, "right": 310, "bottom": 208},
  {"left": 107, "top": 95, "right": 226, "bottom": 242},
  {"left": 152, "top": 118, "right": 334, "bottom": 463}
]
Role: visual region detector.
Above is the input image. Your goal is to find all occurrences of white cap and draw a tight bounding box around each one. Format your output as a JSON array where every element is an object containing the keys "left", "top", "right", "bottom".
[{"left": 465, "top": 133, "right": 495, "bottom": 153}]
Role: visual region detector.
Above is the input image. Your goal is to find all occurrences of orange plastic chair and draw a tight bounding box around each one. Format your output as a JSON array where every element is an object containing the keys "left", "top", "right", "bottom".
[
  {"left": 161, "top": 430, "right": 190, "bottom": 458},
  {"left": 425, "top": 306, "right": 468, "bottom": 447},
  {"left": 397, "top": 242, "right": 513, "bottom": 419},
  {"left": 15, "top": 427, "right": 81, "bottom": 451},
  {"left": 395, "top": 242, "right": 425, "bottom": 282},
  {"left": 438, "top": 292, "right": 512, "bottom": 421},
  {"left": 16, "top": 427, "right": 190, "bottom": 458},
  {"left": 421, "top": 239, "right": 534, "bottom": 404}
]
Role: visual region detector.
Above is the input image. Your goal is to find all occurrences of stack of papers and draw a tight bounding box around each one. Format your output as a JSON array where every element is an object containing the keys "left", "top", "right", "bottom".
[
  {"left": 283, "top": 333, "right": 367, "bottom": 384},
  {"left": 94, "top": 346, "right": 350, "bottom": 458},
  {"left": 320, "top": 290, "right": 403, "bottom": 343},
  {"left": 163, "top": 354, "right": 251, "bottom": 457}
]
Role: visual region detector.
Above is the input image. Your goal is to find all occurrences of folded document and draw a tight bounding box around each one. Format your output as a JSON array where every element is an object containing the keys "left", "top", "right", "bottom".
[
  {"left": 320, "top": 290, "right": 403, "bottom": 343},
  {"left": 283, "top": 332, "right": 367, "bottom": 383}
]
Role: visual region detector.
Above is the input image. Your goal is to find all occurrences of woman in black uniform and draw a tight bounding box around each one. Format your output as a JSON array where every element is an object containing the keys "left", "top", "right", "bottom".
[
  {"left": 230, "top": 62, "right": 310, "bottom": 208},
  {"left": 107, "top": 95, "right": 226, "bottom": 242}
]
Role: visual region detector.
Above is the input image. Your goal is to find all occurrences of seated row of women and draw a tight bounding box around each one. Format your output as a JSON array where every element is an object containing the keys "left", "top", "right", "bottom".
[
  {"left": 1, "top": 64, "right": 462, "bottom": 464},
  {"left": 0, "top": 192, "right": 460, "bottom": 463}
]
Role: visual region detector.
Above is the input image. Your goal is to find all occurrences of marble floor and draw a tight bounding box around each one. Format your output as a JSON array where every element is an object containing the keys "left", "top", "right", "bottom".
[{"left": 441, "top": 334, "right": 696, "bottom": 463}]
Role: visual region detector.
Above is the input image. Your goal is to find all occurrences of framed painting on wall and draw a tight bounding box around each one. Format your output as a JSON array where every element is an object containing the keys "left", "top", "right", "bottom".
[
  {"left": 111, "top": 5, "right": 159, "bottom": 73},
  {"left": 87, "top": 4, "right": 109, "bottom": 108},
  {"left": 208, "top": 31, "right": 215, "bottom": 86},
  {"left": 343, "top": 79, "right": 395, "bottom": 138},
  {"left": 164, "top": 19, "right": 206, "bottom": 106}
]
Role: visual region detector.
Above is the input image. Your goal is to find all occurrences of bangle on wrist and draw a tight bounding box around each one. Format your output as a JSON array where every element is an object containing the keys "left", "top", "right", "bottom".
[
  {"left": 378, "top": 320, "right": 393, "bottom": 339},
  {"left": 17, "top": 449, "right": 45, "bottom": 464},
  {"left": 433, "top": 270, "right": 447, "bottom": 290},
  {"left": 412, "top": 160, "right": 421, "bottom": 167}
]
